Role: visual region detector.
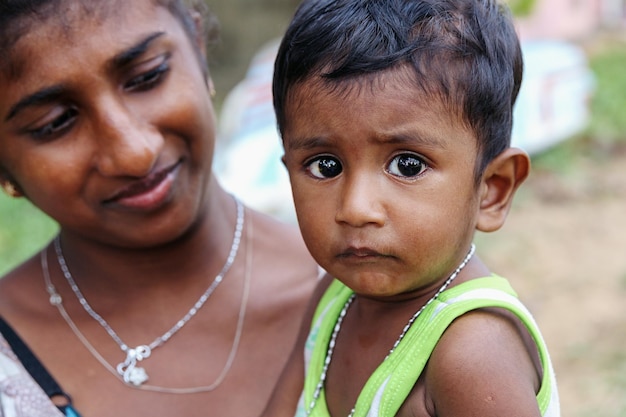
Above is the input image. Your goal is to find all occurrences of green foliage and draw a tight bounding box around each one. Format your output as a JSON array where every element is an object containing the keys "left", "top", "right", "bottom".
[
  {"left": 586, "top": 41, "right": 626, "bottom": 145},
  {"left": 505, "top": 0, "right": 537, "bottom": 17},
  {"left": 532, "top": 38, "right": 626, "bottom": 173},
  {"left": 0, "top": 194, "right": 58, "bottom": 276},
  {"left": 530, "top": 137, "right": 583, "bottom": 174}
]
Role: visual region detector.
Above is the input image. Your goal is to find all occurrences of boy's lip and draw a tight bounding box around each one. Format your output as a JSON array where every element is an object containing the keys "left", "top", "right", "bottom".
[
  {"left": 338, "top": 246, "right": 386, "bottom": 259},
  {"left": 103, "top": 160, "right": 182, "bottom": 209}
]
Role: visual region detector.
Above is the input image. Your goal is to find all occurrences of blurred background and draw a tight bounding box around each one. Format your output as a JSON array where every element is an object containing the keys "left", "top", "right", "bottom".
[{"left": 1, "top": 1, "right": 625, "bottom": 415}]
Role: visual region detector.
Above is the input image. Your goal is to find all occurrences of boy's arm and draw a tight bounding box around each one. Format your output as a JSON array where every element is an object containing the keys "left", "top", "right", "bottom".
[
  {"left": 261, "top": 274, "right": 335, "bottom": 417},
  {"left": 424, "top": 308, "right": 543, "bottom": 417}
]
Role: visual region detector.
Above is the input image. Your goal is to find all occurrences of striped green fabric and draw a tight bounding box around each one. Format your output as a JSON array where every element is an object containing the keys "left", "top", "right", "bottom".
[{"left": 297, "top": 275, "right": 560, "bottom": 417}]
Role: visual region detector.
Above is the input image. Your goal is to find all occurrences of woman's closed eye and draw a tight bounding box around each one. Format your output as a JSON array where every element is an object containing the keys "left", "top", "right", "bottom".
[
  {"left": 386, "top": 153, "right": 428, "bottom": 178},
  {"left": 124, "top": 57, "right": 171, "bottom": 92},
  {"left": 27, "top": 106, "right": 79, "bottom": 141}
]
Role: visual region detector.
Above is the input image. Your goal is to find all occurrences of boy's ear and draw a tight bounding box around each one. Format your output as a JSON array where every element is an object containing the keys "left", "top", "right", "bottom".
[{"left": 476, "top": 147, "right": 530, "bottom": 233}]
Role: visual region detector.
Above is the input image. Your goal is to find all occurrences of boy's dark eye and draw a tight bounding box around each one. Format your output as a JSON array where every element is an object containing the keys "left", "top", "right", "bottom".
[
  {"left": 306, "top": 156, "right": 342, "bottom": 179},
  {"left": 387, "top": 153, "right": 428, "bottom": 178},
  {"left": 125, "top": 61, "right": 170, "bottom": 92},
  {"left": 29, "top": 107, "right": 78, "bottom": 140}
]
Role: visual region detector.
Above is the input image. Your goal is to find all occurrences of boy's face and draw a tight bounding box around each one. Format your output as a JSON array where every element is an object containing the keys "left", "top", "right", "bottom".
[
  {"left": 0, "top": 0, "right": 216, "bottom": 247},
  {"left": 282, "top": 70, "right": 483, "bottom": 299}
]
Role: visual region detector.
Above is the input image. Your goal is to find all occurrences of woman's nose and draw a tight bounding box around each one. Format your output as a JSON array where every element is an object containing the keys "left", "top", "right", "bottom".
[
  {"left": 93, "top": 101, "right": 163, "bottom": 178},
  {"left": 335, "top": 174, "right": 387, "bottom": 227}
]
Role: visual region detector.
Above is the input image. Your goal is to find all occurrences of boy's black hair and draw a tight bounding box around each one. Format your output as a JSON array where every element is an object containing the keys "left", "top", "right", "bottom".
[
  {"left": 273, "top": 0, "right": 523, "bottom": 179},
  {"left": 0, "top": 0, "right": 219, "bottom": 79}
]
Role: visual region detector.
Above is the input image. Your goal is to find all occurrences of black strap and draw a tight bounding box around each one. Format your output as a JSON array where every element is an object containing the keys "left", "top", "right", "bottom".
[{"left": 0, "top": 316, "right": 66, "bottom": 398}]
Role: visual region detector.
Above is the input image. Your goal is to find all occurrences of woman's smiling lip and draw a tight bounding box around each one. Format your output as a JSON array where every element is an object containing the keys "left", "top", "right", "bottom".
[{"left": 103, "top": 161, "right": 182, "bottom": 210}]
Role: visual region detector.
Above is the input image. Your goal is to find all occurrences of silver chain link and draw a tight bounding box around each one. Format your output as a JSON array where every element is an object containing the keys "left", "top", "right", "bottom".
[
  {"left": 306, "top": 244, "right": 476, "bottom": 416},
  {"left": 53, "top": 198, "right": 244, "bottom": 386}
]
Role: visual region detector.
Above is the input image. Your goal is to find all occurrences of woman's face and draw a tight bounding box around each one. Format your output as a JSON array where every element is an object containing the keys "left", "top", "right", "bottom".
[{"left": 0, "top": 0, "right": 216, "bottom": 247}]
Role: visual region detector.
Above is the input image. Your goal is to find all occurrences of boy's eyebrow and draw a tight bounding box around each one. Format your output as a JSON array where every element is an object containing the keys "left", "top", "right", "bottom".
[
  {"left": 110, "top": 31, "right": 166, "bottom": 69},
  {"left": 286, "top": 132, "right": 447, "bottom": 151},
  {"left": 5, "top": 85, "right": 65, "bottom": 122},
  {"left": 379, "top": 133, "right": 448, "bottom": 149},
  {"left": 285, "top": 135, "right": 329, "bottom": 151},
  {"left": 4, "top": 32, "right": 166, "bottom": 122}
]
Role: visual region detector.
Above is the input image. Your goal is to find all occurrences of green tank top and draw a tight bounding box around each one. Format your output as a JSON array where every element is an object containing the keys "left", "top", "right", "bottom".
[{"left": 296, "top": 275, "right": 560, "bottom": 417}]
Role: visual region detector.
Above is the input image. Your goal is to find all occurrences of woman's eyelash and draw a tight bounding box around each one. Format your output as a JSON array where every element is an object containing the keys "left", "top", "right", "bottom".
[
  {"left": 125, "top": 61, "right": 170, "bottom": 91},
  {"left": 29, "top": 107, "right": 78, "bottom": 140}
]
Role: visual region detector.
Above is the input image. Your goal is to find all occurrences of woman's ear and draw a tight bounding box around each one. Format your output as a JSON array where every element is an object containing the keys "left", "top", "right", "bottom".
[
  {"left": 0, "top": 171, "right": 23, "bottom": 198},
  {"left": 208, "top": 77, "right": 216, "bottom": 97},
  {"left": 188, "top": 10, "right": 210, "bottom": 82},
  {"left": 476, "top": 147, "right": 530, "bottom": 233},
  {"left": 190, "top": 11, "right": 207, "bottom": 59}
]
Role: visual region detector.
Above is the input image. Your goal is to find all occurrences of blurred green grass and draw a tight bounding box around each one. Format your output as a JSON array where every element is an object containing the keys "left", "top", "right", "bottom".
[
  {"left": 1, "top": 34, "right": 625, "bottom": 277},
  {"left": 586, "top": 39, "right": 626, "bottom": 145},
  {"left": 0, "top": 193, "right": 58, "bottom": 275},
  {"left": 532, "top": 35, "right": 626, "bottom": 174}
]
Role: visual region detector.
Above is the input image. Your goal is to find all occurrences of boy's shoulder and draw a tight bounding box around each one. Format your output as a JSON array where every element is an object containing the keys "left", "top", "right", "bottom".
[{"left": 421, "top": 303, "right": 543, "bottom": 415}]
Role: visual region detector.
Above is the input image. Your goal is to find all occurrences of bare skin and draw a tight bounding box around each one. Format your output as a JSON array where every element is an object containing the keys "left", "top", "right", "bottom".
[
  {"left": 0, "top": 204, "right": 317, "bottom": 417},
  {"left": 0, "top": 2, "right": 318, "bottom": 416},
  {"left": 262, "top": 71, "right": 542, "bottom": 416}
]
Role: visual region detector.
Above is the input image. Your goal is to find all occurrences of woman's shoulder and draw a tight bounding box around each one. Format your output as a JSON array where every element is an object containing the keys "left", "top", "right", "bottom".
[
  {"left": 251, "top": 209, "right": 304, "bottom": 242},
  {"left": 0, "top": 252, "right": 47, "bottom": 317},
  {"left": 249, "top": 209, "right": 317, "bottom": 270},
  {"left": 246, "top": 209, "right": 319, "bottom": 301}
]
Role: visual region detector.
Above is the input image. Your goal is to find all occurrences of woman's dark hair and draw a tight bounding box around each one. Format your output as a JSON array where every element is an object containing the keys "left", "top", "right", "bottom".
[
  {"left": 0, "top": 0, "right": 219, "bottom": 78},
  {"left": 273, "top": 0, "right": 523, "bottom": 179}
]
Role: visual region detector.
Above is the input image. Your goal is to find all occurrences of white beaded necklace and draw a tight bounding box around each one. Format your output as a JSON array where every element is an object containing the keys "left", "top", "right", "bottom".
[
  {"left": 305, "top": 244, "right": 476, "bottom": 417},
  {"left": 42, "top": 198, "right": 250, "bottom": 393}
]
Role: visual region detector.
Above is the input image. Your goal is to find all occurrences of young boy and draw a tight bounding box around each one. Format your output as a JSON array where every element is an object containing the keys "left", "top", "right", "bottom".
[{"left": 264, "top": 0, "right": 560, "bottom": 416}]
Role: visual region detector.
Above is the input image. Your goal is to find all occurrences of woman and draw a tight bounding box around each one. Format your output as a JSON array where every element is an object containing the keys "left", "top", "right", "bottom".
[{"left": 0, "top": 1, "right": 318, "bottom": 416}]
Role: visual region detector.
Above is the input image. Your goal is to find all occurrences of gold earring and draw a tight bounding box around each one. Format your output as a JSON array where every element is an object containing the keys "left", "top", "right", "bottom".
[
  {"left": 1, "top": 181, "right": 21, "bottom": 198},
  {"left": 207, "top": 77, "right": 216, "bottom": 98}
]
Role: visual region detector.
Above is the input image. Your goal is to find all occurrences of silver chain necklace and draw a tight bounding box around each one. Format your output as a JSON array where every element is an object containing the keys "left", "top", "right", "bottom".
[
  {"left": 305, "top": 244, "right": 476, "bottom": 417},
  {"left": 44, "top": 198, "right": 244, "bottom": 390}
]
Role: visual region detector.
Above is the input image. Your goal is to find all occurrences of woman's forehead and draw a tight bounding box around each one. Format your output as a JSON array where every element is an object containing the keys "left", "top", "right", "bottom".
[
  {"left": 0, "top": 0, "right": 186, "bottom": 122},
  {"left": 1, "top": 0, "right": 167, "bottom": 50},
  {"left": 1, "top": 0, "right": 174, "bottom": 80}
]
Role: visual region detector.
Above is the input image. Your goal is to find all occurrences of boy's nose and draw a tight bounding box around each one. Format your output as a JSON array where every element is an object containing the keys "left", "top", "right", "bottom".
[
  {"left": 335, "top": 175, "right": 386, "bottom": 227},
  {"left": 94, "top": 102, "right": 163, "bottom": 178}
]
